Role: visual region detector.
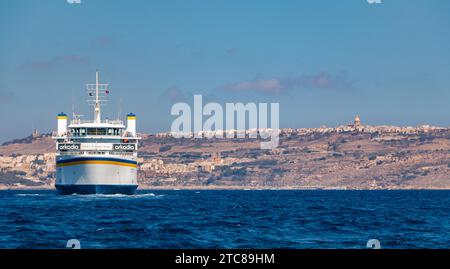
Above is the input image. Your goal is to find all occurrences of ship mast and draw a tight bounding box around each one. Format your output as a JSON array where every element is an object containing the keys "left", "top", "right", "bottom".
[
  {"left": 94, "top": 71, "right": 101, "bottom": 123},
  {"left": 86, "top": 71, "right": 108, "bottom": 123}
]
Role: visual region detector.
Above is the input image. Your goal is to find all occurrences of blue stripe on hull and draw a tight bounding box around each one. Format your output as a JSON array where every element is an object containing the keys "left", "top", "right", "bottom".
[
  {"left": 56, "top": 184, "right": 138, "bottom": 195},
  {"left": 56, "top": 157, "right": 137, "bottom": 165}
]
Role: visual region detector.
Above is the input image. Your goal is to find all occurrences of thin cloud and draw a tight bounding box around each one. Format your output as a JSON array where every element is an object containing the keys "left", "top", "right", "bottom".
[
  {"left": 0, "top": 90, "right": 13, "bottom": 105},
  {"left": 218, "top": 71, "right": 355, "bottom": 95},
  {"left": 163, "top": 86, "right": 189, "bottom": 102},
  {"left": 226, "top": 47, "right": 239, "bottom": 57},
  {"left": 162, "top": 86, "right": 219, "bottom": 103},
  {"left": 220, "top": 78, "right": 283, "bottom": 95},
  {"left": 191, "top": 49, "right": 207, "bottom": 60},
  {"left": 19, "top": 55, "right": 90, "bottom": 70},
  {"left": 91, "top": 36, "right": 117, "bottom": 48}
]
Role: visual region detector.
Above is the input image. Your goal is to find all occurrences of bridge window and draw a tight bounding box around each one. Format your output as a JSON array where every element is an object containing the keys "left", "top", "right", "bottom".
[{"left": 87, "top": 128, "right": 107, "bottom": 136}]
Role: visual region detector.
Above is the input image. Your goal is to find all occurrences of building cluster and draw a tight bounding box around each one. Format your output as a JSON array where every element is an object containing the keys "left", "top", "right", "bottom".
[
  {"left": 155, "top": 128, "right": 280, "bottom": 139},
  {"left": 155, "top": 116, "right": 447, "bottom": 138},
  {"left": 155, "top": 116, "right": 446, "bottom": 139},
  {"left": 0, "top": 153, "right": 55, "bottom": 181},
  {"left": 140, "top": 159, "right": 196, "bottom": 174},
  {"left": 140, "top": 152, "right": 228, "bottom": 175}
]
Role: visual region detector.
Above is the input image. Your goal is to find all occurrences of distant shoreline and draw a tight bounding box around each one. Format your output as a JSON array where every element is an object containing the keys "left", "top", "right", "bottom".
[{"left": 1, "top": 185, "right": 450, "bottom": 191}]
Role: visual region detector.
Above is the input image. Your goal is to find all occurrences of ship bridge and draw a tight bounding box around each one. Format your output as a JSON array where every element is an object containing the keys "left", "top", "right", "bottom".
[
  {"left": 68, "top": 121, "right": 126, "bottom": 137},
  {"left": 53, "top": 71, "right": 139, "bottom": 157}
]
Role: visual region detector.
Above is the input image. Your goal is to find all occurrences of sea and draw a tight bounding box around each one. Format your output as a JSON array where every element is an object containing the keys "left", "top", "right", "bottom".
[{"left": 0, "top": 189, "right": 450, "bottom": 249}]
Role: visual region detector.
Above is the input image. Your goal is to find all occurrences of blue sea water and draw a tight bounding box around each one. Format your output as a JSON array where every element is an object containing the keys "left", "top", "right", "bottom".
[{"left": 1, "top": 190, "right": 450, "bottom": 249}]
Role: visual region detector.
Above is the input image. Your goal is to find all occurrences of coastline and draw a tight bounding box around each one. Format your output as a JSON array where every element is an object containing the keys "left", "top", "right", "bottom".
[
  {"left": 1, "top": 184, "right": 450, "bottom": 191},
  {"left": 4, "top": 127, "right": 450, "bottom": 191}
]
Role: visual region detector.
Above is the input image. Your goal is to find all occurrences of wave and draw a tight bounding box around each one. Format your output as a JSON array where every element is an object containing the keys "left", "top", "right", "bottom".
[
  {"left": 134, "top": 193, "right": 165, "bottom": 198},
  {"left": 15, "top": 193, "right": 43, "bottom": 197},
  {"left": 64, "top": 193, "right": 164, "bottom": 199}
]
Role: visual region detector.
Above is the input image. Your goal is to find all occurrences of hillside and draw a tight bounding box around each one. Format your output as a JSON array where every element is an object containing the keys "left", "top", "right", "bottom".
[{"left": 2, "top": 128, "right": 450, "bottom": 189}]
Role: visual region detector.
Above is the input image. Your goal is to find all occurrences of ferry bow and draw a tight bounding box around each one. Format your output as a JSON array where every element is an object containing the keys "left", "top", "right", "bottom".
[{"left": 53, "top": 71, "right": 140, "bottom": 194}]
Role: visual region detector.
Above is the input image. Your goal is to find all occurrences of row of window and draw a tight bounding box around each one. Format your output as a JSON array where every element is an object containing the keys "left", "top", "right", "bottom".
[{"left": 70, "top": 128, "right": 123, "bottom": 136}]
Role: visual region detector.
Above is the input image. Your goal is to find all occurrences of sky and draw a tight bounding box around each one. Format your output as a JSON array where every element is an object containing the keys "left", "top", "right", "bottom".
[{"left": 0, "top": 0, "right": 450, "bottom": 142}]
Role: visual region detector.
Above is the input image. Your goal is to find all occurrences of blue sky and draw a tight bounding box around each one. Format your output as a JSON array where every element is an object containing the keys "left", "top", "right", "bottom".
[{"left": 0, "top": 0, "right": 449, "bottom": 142}]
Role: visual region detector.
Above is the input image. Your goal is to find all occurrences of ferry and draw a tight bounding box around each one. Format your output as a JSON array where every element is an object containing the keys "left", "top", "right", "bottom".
[{"left": 53, "top": 71, "right": 139, "bottom": 194}]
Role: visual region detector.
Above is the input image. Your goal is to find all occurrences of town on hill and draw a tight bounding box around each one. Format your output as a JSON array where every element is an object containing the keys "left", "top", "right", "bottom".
[{"left": 1, "top": 116, "right": 450, "bottom": 190}]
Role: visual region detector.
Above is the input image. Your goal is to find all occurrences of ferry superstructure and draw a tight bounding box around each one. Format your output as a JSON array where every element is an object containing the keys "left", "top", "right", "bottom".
[{"left": 53, "top": 71, "right": 139, "bottom": 194}]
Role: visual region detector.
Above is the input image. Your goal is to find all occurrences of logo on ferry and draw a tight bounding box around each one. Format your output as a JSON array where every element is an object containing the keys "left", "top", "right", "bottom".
[
  {"left": 113, "top": 144, "right": 135, "bottom": 151},
  {"left": 58, "top": 144, "right": 80, "bottom": 151}
]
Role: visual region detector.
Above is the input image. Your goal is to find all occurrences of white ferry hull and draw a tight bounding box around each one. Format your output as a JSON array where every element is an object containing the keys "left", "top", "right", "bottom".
[{"left": 56, "top": 156, "right": 138, "bottom": 195}]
